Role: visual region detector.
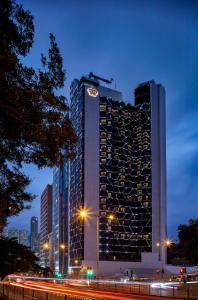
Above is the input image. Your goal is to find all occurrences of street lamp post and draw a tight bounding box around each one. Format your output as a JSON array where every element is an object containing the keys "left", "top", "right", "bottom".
[
  {"left": 78, "top": 209, "right": 115, "bottom": 278},
  {"left": 79, "top": 209, "right": 99, "bottom": 277},
  {"left": 60, "top": 244, "right": 66, "bottom": 276},
  {"left": 43, "top": 242, "right": 49, "bottom": 269},
  {"left": 156, "top": 239, "right": 172, "bottom": 267}
]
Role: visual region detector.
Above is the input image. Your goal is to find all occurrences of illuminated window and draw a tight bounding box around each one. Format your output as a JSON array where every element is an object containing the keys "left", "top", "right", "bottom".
[
  {"left": 100, "top": 171, "right": 106, "bottom": 176},
  {"left": 101, "top": 138, "right": 106, "bottom": 144},
  {"left": 101, "top": 118, "right": 106, "bottom": 125},
  {"left": 100, "top": 105, "right": 106, "bottom": 111}
]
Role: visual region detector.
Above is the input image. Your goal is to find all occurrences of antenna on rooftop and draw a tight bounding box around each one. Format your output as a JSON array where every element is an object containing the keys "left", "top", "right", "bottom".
[{"left": 89, "top": 72, "right": 113, "bottom": 85}]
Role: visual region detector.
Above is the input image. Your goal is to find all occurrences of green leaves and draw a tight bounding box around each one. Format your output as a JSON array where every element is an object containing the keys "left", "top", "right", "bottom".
[
  {"left": 0, "top": 237, "right": 40, "bottom": 279},
  {"left": 0, "top": 0, "right": 77, "bottom": 231}
]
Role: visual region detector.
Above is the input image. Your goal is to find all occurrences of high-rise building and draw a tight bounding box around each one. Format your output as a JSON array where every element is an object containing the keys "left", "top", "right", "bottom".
[
  {"left": 30, "top": 216, "right": 39, "bottom": 254},
  {"left": 40, "top": 184, "right": 52, "bottom": 268},
  {"left": 19, "top": 229, "right": 29, "bottom": 247},
  {"left": 8, "top": 228, "right": 19, "bottom": 241},
  {"left": 68, "top": 74, "right": 166, "bottom": 275},
  {"left": 52, "top": 162, "right": 68, "bottom": 275},
  {"left": 2, "top": 227, "right": 8, "bottom": 238}
]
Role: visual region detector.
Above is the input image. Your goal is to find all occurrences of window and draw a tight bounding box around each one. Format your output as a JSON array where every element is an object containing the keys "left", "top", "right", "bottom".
[
  {"left": 100, "top": 105, "right": 106, "bottom": 111},
  {"left": 101, "top": 198, "right": 106, "bottom": 204},
  {"left": 100, "top": 118, "right": 106, "bottom": 125},
  {"left": 120, "top": 207, "right": 126, "bottom": 212}
]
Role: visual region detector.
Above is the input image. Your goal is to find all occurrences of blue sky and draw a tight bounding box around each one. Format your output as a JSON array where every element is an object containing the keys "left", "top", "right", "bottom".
[{"left": 9, "top": 0, "right": 198, "bottom": 239}]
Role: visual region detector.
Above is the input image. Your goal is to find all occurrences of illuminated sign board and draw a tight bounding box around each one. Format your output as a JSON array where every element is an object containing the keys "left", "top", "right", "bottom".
[{"left": 87, "top": 87, "right": 99, "bottom": 97}]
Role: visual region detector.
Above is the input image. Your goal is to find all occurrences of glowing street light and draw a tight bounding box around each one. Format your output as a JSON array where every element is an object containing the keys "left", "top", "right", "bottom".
[
  {"left": 156, "top": 242, "right": 160, "bottom": 247},
  {"left": 165, "top": 239, "right": 172, "bottom": 247},
  {"left": 74, "top": 259, "right": 79, "bottom": 264},
  {"left": 60, "top": 244, "right": 66, "bottom": 250},
  {"left": 108, "top": 214, "right": 115, "bottom": 221},
  {"left": 79, "top": 209, "right": 88, "bottom": 219},
  {"left": 43, "top": 242, "right": 49, "bottom": 250}
]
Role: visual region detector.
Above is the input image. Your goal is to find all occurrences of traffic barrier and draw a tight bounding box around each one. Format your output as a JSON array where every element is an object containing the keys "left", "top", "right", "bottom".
[{"left": 0, "top": 283, "right": 96, "bottom": 300}]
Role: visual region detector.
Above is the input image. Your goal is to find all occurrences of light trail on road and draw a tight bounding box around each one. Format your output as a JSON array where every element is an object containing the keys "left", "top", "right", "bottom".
[{"left": 9, "top": 280, "right": 183, "bottom": 300}]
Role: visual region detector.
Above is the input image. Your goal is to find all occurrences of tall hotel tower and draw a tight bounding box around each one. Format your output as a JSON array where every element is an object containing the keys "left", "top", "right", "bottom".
[{"left": 69, "top": 74, "right": 166, "bottom": 275}]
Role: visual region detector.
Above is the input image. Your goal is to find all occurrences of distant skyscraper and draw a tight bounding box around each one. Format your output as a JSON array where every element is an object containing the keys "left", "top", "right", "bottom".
[
  {"left": 68, "top": 74, "right": 167, "bottom": 275},
  {"left": 30, "top": 216, "right": 39, "bottom": 254},
  {"left": 2, "top": 227, "right": 8, "bottom": 238},
  {"left": 52, "top": 162, "right": 68, "bottom": 275},
  {"left": 40, "top": 184, "right": 52, "bottom": 268},
  {"left": 19, "top": 229, "right": 29, "bottom": 247},
  {"left": 8, "top": 228, "right": 19, "bottom": 241}
]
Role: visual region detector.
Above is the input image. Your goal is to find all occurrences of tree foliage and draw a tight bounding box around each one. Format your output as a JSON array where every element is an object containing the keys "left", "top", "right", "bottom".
[
  {"left": 0, "top": 0, "right": 77, "bottom": 230},
  {"left": 167, "top": 218, "right": 198, "bottom": 265},
  {"left": 178, "top": 218, "right": 198, "bottom": 264},
  {"left": 0, "top": 237, "right": 41, "bottom": 279}
]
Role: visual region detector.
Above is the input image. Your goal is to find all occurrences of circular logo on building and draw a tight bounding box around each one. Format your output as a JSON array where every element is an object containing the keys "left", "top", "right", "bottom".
[{"left": 87, "top": 87, "right": 99, "bottom": 97}]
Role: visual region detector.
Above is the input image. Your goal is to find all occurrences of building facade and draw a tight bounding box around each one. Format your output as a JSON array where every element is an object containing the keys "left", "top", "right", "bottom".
[
  {"left": 19, "top": 229, "right": 29, "bottom": 247},
  {"left": 8, "top": 228, "right": 19, "bottom": 240},
  {"left": 68, "top": 74, "right": 167, "bottom": 275},
  {"left": 30, "top": 216, "right": 39, "bottom": 254},
  {"left": 40, "top": 184, "right": 52, "bottom": 268},
  {"left": 52, "top": 161, "right": 69, "bottom": 275}
]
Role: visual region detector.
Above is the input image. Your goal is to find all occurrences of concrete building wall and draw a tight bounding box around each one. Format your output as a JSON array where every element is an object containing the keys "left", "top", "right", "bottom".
[
  {"left": 150, "top": 82, "right": 167, "bottom": 263},
  {"left": 84, "top": 85, "right": 100, "bottom": 262}
]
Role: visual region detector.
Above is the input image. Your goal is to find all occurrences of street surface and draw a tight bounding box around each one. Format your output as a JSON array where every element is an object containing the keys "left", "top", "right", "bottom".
[{"left": 10, "top": 280, "right": 183, "bottom": 300}]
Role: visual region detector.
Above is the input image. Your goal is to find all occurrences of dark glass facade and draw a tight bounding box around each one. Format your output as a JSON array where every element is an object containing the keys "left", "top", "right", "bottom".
[
  {"left": 69, "top": 81, "right": 85, "bottom": 265},
  {"left": 52, "top": 161, "right": 68, "bottom": 274},
  {"left": 68, "top": 77, "right": 165, "bottom": 267},
  {"left": 99, "top": 92, "right": 152, "bottom": 262}
]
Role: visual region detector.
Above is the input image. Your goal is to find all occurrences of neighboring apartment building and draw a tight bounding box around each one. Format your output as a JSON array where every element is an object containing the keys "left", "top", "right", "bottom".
[
  {"left": 19, "top": 229, "right": 29, "bottom": 247},
  {"left": 40, "top": 184, "right": 52, "bottom": 268},
  {"left": 30, "top": 216, "right": 39, "bottom": 254},
  {"left": 52, "top": 162, "right": 69, "bottom": 275}
]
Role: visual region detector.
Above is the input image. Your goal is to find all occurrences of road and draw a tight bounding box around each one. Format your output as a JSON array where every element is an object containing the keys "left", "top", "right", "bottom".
[{"left": 9, "top": 280, "right": 183, "bottom": 300}]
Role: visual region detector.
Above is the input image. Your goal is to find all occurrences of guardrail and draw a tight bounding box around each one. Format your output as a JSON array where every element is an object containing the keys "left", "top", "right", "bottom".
[
  {"left": 0, "top": 283, "right": 96, "bottom": 300},
  {"left": 88, "top": 281, "right": 198, "bottom": 299}
]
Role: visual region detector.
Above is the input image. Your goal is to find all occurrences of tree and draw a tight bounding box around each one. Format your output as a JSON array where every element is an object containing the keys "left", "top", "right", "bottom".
[
  {"left": 0, "top": 0, "right": 77, "bottom": 231},
  {"left": 178, "top": 218, "right": 198, "bottom": 265},
  {"left": 0, "top": 237, "right": 41, "bottom": 279},
  {"left": 167, "top": 218, "right": 198, "bottom": 265}
]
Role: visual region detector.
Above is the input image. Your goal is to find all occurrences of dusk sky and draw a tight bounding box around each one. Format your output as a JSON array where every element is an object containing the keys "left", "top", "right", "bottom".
[{"left": 9, "top": 0, "right": 198, "bottom": 240}]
